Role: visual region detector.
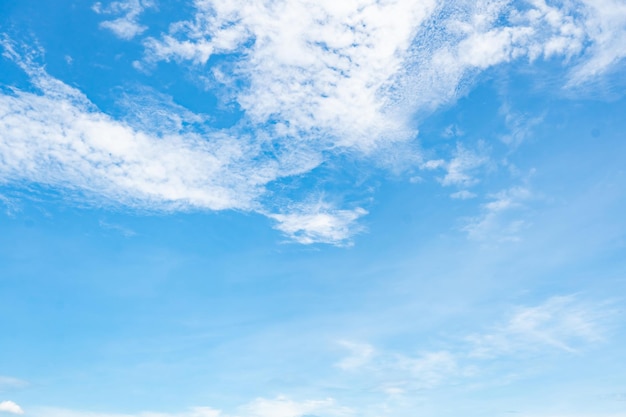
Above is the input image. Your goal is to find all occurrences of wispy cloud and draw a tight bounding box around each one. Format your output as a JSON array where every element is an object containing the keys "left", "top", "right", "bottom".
[
  {"left": 0, "top": 44, "right": 351, "bottom": 245},
  {"left": 3, "top": 0, "right": 626, "bottom": 244},
  {"left": 0, "top": 38, "right": 364, "bottom": 244},
  {"left": 499, "top": 104, "right": 545, "bottom": 147},
  {"left": 422, "top": 142, "right": 490, "bottom": 188},
  {"left": 93, "top": 0, "right": 155, "bottom": 40},
  {"left": 0, "top": 194, "right": 20, "bottom": 216},
  {"left": 335, "top": 344, "right": 471, "bottom": 394},
  {"left": 450, "top": 190, "right": 477, "bottom": 200},
  {"left": 335, "top": 341, "right": 376, "bottom": 371},
  {"left": 335, "top": 296, "right": 612, "bottom": 397},
  {"left": 468, "top": 295, "right": 608, "bottom": 357},
  {"left": 567, "top": 0, "right": 626, "bottom": 84},
  {"left": 268, "top": 203, "right": 367, "bottom": 246},
  {"left": 0, "top": 377, "right": 28, "bottom": 391},
  {"left": 31, "top": 396, "right": 352, "bottom": 417},
  {"left": 462, "top": 186, "right": 533, "bottom": 242},
  {"left": 0, "top": 401, "right": 24, "bottom": 415},
  {"left": 99, "top": 220, "right": 137, "bottom": 237}
]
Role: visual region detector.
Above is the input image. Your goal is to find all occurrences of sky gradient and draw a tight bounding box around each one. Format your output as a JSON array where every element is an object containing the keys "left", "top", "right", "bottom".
[{"left": 1, "top": 1, "right": 626, "bottom": 417}]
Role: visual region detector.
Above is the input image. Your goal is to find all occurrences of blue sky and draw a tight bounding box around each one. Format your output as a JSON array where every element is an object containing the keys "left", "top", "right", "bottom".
[{"left": 1, "top": 0, "right": 626, "bottom": 416}]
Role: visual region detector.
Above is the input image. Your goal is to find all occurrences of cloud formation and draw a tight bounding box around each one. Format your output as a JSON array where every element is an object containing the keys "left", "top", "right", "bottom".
[
  {"left": 0, "top": 38, "right": 364, "bottom": 244},
  {"left": 0, "top": 401, "right": 23, "bottom": 415},
  {"left": 334, "top": 296, "right": 610, "bottom": 398},
  {"left": 468, "top": 295, "right": 607, "bottom": 357},
  {"left": 94, "top": 0, "right": 155, "bottom": 40},
  {"left": 3, "top": 0, "right": 626, "bottom": 244},
  {"left": 268, "top": 204, "right": 367, "bottom": 245},
  {"left": 462, "top": 186, "right": 533, "bottom": 242}
]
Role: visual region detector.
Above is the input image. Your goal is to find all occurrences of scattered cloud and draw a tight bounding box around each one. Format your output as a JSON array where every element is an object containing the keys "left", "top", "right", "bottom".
[
  {"left": 499, "top": 104, "right": 545, "bottom": 147},
  {"left": 0, "top": 194, "right": 21, "bottom": 216},
  {"left": 422, "top": 143, "right": 490, "bottom": 188},
  {"left": 0, "top": 401, "right": 23, "bottom": 415},
  {"left": 462, "top": 186, "right": 533, "bottom": 242},
  {"left": 335, "top": 296, "right": 612, "bottom": 398},
  {"left": 93, "top": 0, "right": 155, "bottom": 40},
  {"left": 442, "top": 124, "right": 464, "bottom": 139},
  {"left": 4, "top": 0, "right": 626, "bottom": 245},
  {"left": 268, "top": 204, "right": 367, "bottom": 246},
  {"left": 450, "top": 190, "right": 477, "bottom": 200}
]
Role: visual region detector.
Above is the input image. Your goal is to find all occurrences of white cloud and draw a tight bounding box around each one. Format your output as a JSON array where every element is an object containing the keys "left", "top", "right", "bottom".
[
  {"left": 450, "top": 190, "right": 477, "bottom": 200},
  {"left": 144, "top": 0, "right": 436, "bottom": 152},
  {"left": 0, "top": 82, "right": 261, "bottom": 211},
  {"left": 4, "top": 0, "right": 626, "bottom": 244},
  {"left": 94, "top": 0, "right": 154, "bottom": 40},
  {"left": 568, "top": 0, "right": 626, "bottom": 83},
  {"left": 422, "top": 143, "right": 490, "bottom": 188},
  {"left": 0, "top": 401, "right": 24, "bottom": 415},
  {"left": 441, "top": 144, "right": 490, "bottom": 187},
  {"left": 2, "top": 44, "right": 365, "bottom": 245},
  {"left": 101, "top": 19, "right": 147, "bottom": 40},
  {"left": 0, "top": 39, "right": 367, "bottom": 245},
  {"left": 442, "top": 124, "right": 464, "bottom": 138},
  {"left": 268, "top": 203, "right": 367, "bottom": 246},
  {"left": 462, "top": 186, "right": 532, "bottom": 242},
  {"left": 468, "top": 295, "right": 607, "bottom": 358},
  {"left": 238, "top": 396, "right": 350, "bottom": 417},
  {"left": 31, "top": 397, "right": 352, "bottom": 417}
]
